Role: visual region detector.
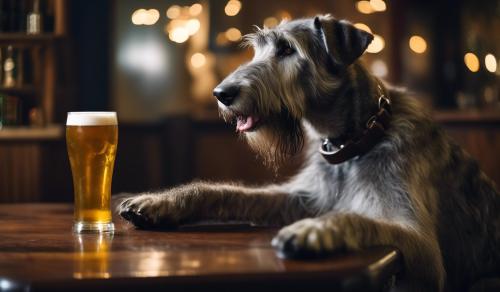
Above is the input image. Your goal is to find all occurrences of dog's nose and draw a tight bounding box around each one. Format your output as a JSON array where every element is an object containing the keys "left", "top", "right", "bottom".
[{"left": 213, "top": 86, "right": 240, "bottom": 106}]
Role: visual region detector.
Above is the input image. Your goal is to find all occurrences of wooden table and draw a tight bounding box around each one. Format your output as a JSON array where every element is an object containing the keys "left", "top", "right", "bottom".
[{"left": 0, "top": 204, "right": 402, "bottom": 292}]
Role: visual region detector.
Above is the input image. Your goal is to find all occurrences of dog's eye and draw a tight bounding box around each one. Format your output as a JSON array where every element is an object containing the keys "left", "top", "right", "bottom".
[{"left": 277, "top": 45, "right": 295, "bottom": 58}]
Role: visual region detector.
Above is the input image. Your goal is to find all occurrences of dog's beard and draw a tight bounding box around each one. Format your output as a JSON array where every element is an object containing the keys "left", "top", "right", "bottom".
[{"left": 244, "top": 110, "right": 304, "bottom": 172}]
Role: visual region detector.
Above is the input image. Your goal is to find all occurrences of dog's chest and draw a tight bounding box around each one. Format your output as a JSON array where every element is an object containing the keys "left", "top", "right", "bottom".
[{"left": 325, "top": 162, "right": 384, "bottom": 217}]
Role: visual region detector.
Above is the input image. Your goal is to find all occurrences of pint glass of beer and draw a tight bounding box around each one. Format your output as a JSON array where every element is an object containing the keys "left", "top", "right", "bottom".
[{"left": 66, "top": 112, "right": 118, "bottom": 233}]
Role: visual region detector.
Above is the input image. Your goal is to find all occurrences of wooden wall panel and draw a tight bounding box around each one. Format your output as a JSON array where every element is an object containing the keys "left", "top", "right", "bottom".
[
  {"left": 111, "top": 125, "right": 165, "bottom": 194},
  {"left": 191, "top": 124, "right": 302, "bottom": 185},
  {"left": 0, "top": 143, "right": 41, "bottom": 202},
  {"left": 195, "top": 132, "right": 276, "bottom": 184}
]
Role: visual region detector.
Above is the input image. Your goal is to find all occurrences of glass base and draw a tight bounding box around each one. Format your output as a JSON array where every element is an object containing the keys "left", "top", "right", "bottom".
[{"left": 73, "top": 221, "right": 114, "bottom": 233}]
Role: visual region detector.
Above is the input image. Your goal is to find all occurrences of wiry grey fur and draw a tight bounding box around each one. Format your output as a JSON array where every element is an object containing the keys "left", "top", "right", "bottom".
[{"left": 118, "top": 15, "right": 500, "bottom": 291}]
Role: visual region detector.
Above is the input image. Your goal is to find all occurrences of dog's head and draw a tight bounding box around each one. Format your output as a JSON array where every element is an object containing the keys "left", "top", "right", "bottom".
[{"left": 213, "top": 15, "right": 373, "bottom": 167}]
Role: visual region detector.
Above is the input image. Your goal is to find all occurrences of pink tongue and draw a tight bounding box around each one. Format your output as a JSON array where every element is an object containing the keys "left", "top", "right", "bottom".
[{"left": 236, "top": 116, "right": 257, "bottom": 132}]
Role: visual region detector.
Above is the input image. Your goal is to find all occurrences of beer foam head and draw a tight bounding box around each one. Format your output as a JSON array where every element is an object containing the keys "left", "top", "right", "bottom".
[{"left": 66, "top": 112, "right": 118, "bottom": 126}]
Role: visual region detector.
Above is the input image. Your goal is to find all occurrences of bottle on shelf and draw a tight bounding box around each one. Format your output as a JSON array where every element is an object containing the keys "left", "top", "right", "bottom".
[
  {"left": 3, "top": 45, "right": 16, "bottom": 87},
  {"left": 27, "top": 0, "right": 42, "bottom": 34}
]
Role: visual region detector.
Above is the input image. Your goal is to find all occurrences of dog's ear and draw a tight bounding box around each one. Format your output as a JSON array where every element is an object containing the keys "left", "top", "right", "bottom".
[{"left": 314, "top": 15, "right": 373, "bottom": 68}]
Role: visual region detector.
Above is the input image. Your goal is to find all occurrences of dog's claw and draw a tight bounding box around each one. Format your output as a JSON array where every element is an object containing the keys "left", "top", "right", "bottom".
[
  {"left": 125, "top": 210, "right": 153, "bottom": 229},
  {"left": 119, "top": 209, "right": 132, "bottom": 221},
  {"left": 282, "top": 234, "right": 298, "bottom": 253},
  {"left": 115, "top": 190, "right": 197, "bottom": 230},
  {"left": 272, "top": 234, "right": 306, "bottom": 259}
]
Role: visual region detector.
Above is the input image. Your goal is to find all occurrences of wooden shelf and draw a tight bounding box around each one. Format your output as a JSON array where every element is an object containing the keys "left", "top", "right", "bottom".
[
  {"left": 0, "top": 33, "right": 60, "bottom": 45},
  {"left": 0, "top": 125, "right": 63, "bottom": 140},
  {"left": 0, "top": 85, "right": 37, "bottom": 95}
]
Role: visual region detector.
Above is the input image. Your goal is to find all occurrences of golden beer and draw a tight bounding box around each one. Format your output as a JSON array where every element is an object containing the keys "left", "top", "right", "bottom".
[{"left": 66, "top": 112, "right": 118, "bottom": 233}]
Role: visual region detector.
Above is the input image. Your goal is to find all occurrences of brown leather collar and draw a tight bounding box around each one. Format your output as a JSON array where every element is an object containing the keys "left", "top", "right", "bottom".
[{"left": 319, "top": 85, "right": 391, "bottom": 165}]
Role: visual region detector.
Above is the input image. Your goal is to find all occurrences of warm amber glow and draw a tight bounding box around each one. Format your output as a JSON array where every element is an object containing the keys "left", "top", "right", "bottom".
[
  {"left": 356, "top": 1, "right": 374, "bottom": 14},
  {"left": 225, "top": 27, "right": 242, "bottom": 42},
  {"left": 278, "top": 10, "right": 291, "bottom": 21},
  {"left": 191, "top": 53, "right": 206, "bottom": 68},
  {"left": 264, "top": 17, "right": 279, "bottom": 28},
  {"left": 165, "top": 17, "right": 200, "bottom": 43},
  {"left": 216, "top": 33, "right": 229, "bottom": 46},
  {"left": 366, "top": 34, "right": 384, "bottom": 53},
  {"left": 73, "top": 234, "right": 113, "bottom": 279},
  {"left": 370, "top": 0, "right": 386, "bottom": 12},
  {"left": 186, "top": 19, "right": 200, "bottom": 35},
  {"left": 131, "top": 9, "right": 160, "bottom": 26},
  {"left": 169, "top": 27, "right": 189, "bottom": 43},
  {"left": 189, "top": 3, "right": 203, "bottom": 16},
  {"left": 409, "top": 35, "right": 427, "bottom": 54},
  {"left": 166, "top": 5, "right": 181, "bottom": 19},
  {"left": 371, "top": 59, "right": 388, "bottom": 77},
  {"left": 166, "top": 19, "right": 182, "bottom": 33},
  {"left": 354, "top": 23, "right": 372, "bottom": 33},
  {"left": 485, "top": 54, "right": 497, "bottom": 73},
  {"left": 131, "top": 9, "right": 145, "bottom": 25},
  {"left": 464, "top": 53, "right": 480, "bottom": 72},
  {"left": 224, "top": 0, "right": 242, "bottom": 16},
  {"left": 144, "top": 9, "right": 159, "bottom": 25}
]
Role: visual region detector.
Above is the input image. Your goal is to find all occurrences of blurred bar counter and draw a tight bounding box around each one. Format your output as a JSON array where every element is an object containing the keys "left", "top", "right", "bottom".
[
  {"left": 433, "top": 108, "right": 500, "bottom": 123},
  {"left": 431, "top": 108, "right": 500, "bottom": 189},
  {"left": 1, "top": 107, "right": 500, "bottom": 203},
  {"left": 0, "top": 124, "right": 62, "bottom": 140}
]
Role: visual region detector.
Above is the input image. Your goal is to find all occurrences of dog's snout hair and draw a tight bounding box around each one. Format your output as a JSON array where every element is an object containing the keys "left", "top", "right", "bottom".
[{"left": 216, "top": 17, "right": 348, "bottom": 167}]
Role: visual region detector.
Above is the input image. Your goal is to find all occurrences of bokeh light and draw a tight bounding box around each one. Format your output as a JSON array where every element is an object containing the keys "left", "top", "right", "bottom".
[
  {"left": 169, "top": 27, "right": 189, "bottom": 43},
  {"left": 131, "top": 9, "right": 160, "bottom": 26},
  {"left": 225, "top": 27, "right": 242, "bottom": 42},
  {"left": 370, "top": 0, "right": 386, "bottom": 12},
  {"left": 189, "top": 3, "right": 203, "bottom": 16},
  {"left": 464, "top": 53, "right": 480, "bottom": 72},
  {"left": 166, "top": 5, "right": 181, "bottom": 19},
  {"left": 354, "top": 23, "right": 372, "bottom": 33},
  {"left": 485, "top": 54, "right": 497, "bottom": 73},
  {"left": 191, "top": 53, "right": 206, "bottom": 68},
  {"left": 409, "top": 35, "right": 427, "bottom": 54},
  {"left": 356, "top": 1, "right": 374, "bottom": 14},
  {"left": 186, "top": 19, "right": 201, "bottom": 35},
  {"left": 366, "top": 34, "right": 385, "bottom": 53},
  {"left": 224, "top": 0, "right": 242, "bottom": 16}
]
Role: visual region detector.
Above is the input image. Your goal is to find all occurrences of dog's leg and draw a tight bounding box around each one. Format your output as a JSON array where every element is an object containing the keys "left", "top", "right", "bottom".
[
  {"left": 117, "top": 182, "right": 312, "bottom": 228},
  {"left": 272, "top": 213, "right": 445, "bottom": 291}
]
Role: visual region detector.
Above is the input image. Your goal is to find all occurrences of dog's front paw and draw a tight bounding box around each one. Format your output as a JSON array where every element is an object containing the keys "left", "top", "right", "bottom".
[
  {"left": 117, "top": 193, "right": 179, "bottom": 229},
  {"left": 271, "top": 218, "right": 344, "bottom": 259}
]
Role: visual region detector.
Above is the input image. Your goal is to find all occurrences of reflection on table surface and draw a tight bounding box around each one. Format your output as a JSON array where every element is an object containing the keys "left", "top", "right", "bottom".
[
  {"left": 0, "top": 204, "right": 401, "bottom": 292},
  {"left": 73, "top": 233, "right": 113, "bottom": 279}
]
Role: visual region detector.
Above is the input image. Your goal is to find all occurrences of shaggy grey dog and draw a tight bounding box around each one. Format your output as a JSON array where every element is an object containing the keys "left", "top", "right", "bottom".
[{"left": 118, "top": 15, "right": 500, "bottom": 291}]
